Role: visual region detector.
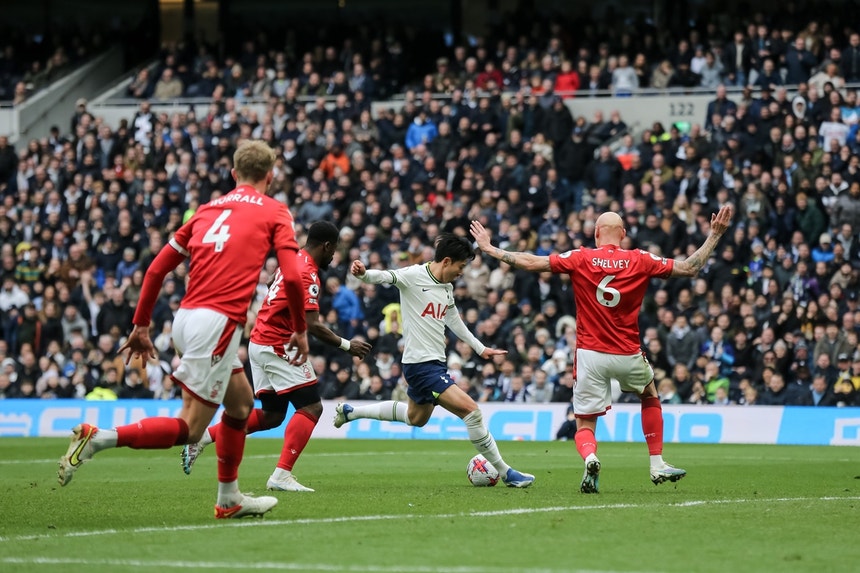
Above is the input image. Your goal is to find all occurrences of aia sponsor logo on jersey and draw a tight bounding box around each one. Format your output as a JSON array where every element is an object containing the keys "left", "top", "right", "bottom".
[{"left": 420, "top": 302, "right": 448, "bottom": 319}]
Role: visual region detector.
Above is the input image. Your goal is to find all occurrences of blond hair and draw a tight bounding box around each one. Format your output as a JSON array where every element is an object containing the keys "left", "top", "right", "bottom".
[{"left": 233, "top": 140, "right": 275, "bottom": 183}]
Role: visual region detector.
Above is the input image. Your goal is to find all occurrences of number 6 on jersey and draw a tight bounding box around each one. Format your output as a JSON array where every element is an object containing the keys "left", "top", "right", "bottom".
[
  {"left": 596, "top": 275, "right": 620, "bottom": 307},
  {"left": 203, "top": 210, "right": 232, "bottom": 252}
]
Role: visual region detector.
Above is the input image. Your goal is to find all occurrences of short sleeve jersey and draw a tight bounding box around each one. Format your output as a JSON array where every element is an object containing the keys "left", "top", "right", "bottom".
[
  {"left": 251, "top": 249, "right": 320, "bottom": 347},
  {"left": 549, "top": 245, "right": 674, "bottom": 355},
  {"left": 170, "top": 185, "right": 298, "bottom": 324}
]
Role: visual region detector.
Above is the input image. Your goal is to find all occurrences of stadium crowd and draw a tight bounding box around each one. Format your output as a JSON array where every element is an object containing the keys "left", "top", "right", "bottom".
[
  {"left": 1, "top": 8, "right": 860, "bottom": 412},
  {"left": 0, "top": 15, "right": 150, "bottom": 106},
  {"left": 126, "top": 5, "right": 860, "bottom": 102}
]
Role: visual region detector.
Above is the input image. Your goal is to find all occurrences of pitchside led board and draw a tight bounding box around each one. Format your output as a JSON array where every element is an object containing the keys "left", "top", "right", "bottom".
[{"left": 2, "top": 400, "right": 860, "bottom": 446}]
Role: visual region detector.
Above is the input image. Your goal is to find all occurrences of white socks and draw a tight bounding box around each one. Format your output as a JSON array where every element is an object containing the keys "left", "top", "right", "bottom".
[
  {"left": 91, "top": 428, "right": 118, "bottom": 452},
  {"left": 345, "top": 403, "right": 512, "bottom": 476},
  {"left": 217, "top": 480, "right": 241, "bottom": 506},
  {"left": 271, "top": 467, "right": 291, "bottom": 480},
  {"left": 347, "top": 401, "right": 409, "bottom": 424},
  {"left": 199, "top": 427, "right": 214, "bottom": 447},
  {"left": 463, "top": 409, "right": 510, "bottom": 475},
  {"left": 650, "top": 454, "right": 665, "bottom": 469}
]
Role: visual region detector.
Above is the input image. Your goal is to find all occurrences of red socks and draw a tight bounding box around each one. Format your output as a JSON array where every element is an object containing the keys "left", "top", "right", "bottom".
[
  {"left": 207, "top": 407, "right": 267, "bottom": 442},
  {"left": 116, "top": 417, "right": 189, "bottom": 449},
  {"left": 575, "top": 427, "right": 597, "bottom": 460},
  {"left": 641, "top": 396, "right": 664, "bottom": 455},
  {"left": 277, "top": 410, "right": 319, "bottom": 471},
  {"left": 216, "top": 413, "right": 248, "bottom": 483}
]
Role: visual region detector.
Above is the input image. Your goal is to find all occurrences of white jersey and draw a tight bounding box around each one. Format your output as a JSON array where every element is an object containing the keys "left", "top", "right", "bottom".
[{"left": 359, "top": 263, "right": 486, "bottom": 364}]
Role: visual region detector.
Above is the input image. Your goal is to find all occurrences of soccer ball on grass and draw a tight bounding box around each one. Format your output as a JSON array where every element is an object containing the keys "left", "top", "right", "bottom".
[{"left": 467, "top": 454, "right": 499, "bottom": 486}]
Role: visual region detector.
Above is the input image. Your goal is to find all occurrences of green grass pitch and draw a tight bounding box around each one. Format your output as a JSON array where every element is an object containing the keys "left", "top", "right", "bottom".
[{"left": 0, "top": 438, "right": 857, "bottom": 573}]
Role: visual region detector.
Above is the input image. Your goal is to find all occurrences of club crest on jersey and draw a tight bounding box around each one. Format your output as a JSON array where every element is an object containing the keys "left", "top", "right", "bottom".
[
  {"left": 420, "top": 302, "right": 448, "bottom": 319},
  {"left": 302, "top": 364, "right": 312, "bottom": 379},
  {"left": 210, "top": 379, "right": 223, "bottom": 399}
]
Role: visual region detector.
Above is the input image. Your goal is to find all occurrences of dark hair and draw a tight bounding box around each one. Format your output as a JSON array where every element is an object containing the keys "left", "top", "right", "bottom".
[
  {"left": 433, "top": 233, "right": 476, "bottom": 263},
  {"left": 306, "top": 221, "right": 339, "bottom": 247}
]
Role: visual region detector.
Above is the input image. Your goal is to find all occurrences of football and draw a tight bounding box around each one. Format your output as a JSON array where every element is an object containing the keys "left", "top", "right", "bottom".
[{"left": 467, "top": 454, "right": 500, "bottom": 486}]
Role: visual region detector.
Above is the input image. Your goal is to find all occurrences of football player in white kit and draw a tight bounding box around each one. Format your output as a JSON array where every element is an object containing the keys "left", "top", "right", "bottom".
[{"left": 334, "top": 233, "right": 534, "bottom": 487}]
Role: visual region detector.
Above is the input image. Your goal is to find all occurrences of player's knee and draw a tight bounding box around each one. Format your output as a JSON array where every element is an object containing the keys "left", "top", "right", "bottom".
[
  {"left": 225, "top": 401, "right": 253, "bottom": 421},
  {"left": 462, "top": 407, "right": 482, "bottom": 425},
  {"left": 639, "top": 380, "right": 659, "bottom": 399},
  {"left": 302, "top": 401, "right": 323, "bottom": 421},
  {"left": 261, "top": 410, "right": 286, "bottom": 429},
  {"left": 408, "top": 411, "right": 431, "bottom": 427}
]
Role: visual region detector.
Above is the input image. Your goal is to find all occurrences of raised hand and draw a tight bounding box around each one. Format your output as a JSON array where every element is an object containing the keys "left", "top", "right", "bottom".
[
  {"left": 469, "top": 220, "right": 492, "bottom": 251},
  {"left": 350, "top": 260, "right": 367, "bottom": 277},
  {"left": 710, "top": 204, "right": 734, "bottom": 236}
]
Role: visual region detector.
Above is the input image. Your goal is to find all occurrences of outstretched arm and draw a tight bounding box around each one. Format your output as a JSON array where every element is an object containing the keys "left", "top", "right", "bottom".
[
  {"left": 306, "top": 310, "right": 373, "bottom": 358},
  {"left": 444, "top": 306, "right": 507, "bottom": 359},
  {"left": 671, "top": 204, "right": 734, "bottom": 278},
  {"left": 351, "top": 260, "right": 399, "bottom": 285},
  {"left": 470, "top": 220, "right": 551, "bottom": 272}
]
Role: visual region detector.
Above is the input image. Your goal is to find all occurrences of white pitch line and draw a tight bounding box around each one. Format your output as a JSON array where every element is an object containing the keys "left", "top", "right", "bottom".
[
  {"left": 0, "top": 556, "right": 643, "bottom": 573},
  {"left": 1, "top": 496, "right": 857, "bottom": 544},
  {"left": 9, "top": 453, "right": 858, "bottom": 466},
  {"left": 0, "top": 451, "right": 465, "bottom": 465}
]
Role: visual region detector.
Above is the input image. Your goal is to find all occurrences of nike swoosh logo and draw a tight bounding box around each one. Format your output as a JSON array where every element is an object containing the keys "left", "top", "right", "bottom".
[
  {"left": 422, "top": 288, "right": 431, "bottom": 292},
  {"left": 69, "top": 426, "right": 96, "bottom": 466},
  {"left": 215, "top": 504, "right": 243, "bottom": 518}
]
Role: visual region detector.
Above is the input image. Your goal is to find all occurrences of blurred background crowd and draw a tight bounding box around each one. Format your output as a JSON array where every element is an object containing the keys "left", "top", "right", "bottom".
[{"left": 1, "top": 1, "right": 860, "bottom": 415}]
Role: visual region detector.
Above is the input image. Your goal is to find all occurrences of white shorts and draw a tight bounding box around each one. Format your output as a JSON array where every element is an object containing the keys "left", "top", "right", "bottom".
[
  {"left": 249, "top": 341, "right": 317, "bottom": 396},
  {"left": 171, "top": 308, "right": 243, "bottom": 406},
  {"left": 574, "top": 348, "right": 654, "bottom": 417}
]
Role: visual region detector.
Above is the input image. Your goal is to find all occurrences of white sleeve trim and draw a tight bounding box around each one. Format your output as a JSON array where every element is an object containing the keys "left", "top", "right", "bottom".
[{"left": 169, "top": 237, "right": 190, "bottom": 257}]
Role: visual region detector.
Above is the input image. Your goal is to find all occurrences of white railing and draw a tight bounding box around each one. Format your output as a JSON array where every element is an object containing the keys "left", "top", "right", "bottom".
[{"left": 0, "top": 47, "right": 125, "bottom": 142}]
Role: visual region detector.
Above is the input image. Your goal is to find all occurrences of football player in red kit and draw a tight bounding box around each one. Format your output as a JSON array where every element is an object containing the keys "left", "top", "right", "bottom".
[
  {"left": 471, "top": 204, "right": 732, "bottom": 492},
  {"left": 59, "top": 140, "right": 309, "bottom": 518},
  {"left": 180, "top": 221, "right": 372, "bottom": 491}
]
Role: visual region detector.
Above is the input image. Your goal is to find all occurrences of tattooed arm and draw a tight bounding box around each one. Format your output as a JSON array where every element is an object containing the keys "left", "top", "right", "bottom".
[
  {"left": 469, "top": 220, "right": 552, "bottom": 272},
  {"left": 671, "top": 204, "right": 734, "bottom": 278}
]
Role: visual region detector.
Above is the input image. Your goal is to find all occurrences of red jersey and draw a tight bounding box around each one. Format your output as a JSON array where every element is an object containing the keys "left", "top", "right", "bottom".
[
  {"left": 251, "top": 249, "right": 320, "bottom": 347},
  {"left": 549, "top": 245, "right": 674, "bottom": 355},
  {"left": 170, "top": 185, "right": 298, "bottom": 324}
]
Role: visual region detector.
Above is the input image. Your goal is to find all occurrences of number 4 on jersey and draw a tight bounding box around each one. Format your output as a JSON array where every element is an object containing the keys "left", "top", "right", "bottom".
[
  {"left": 203, "top": 209, "right": 232, "bottom": 252},
  {"left": 266, "top": 269, "right": 283, "bottom": 305}
]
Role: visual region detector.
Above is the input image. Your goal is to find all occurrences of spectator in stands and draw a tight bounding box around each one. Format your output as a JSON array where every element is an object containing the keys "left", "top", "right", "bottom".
[
  {"left": 809, "top": 61, "right": 845, "bottom": 94},
  {"left": 127, "top": 69, "right": 151, "bottom": 99},
  {"left": 650, "top": 60, "right": 674, "bottom": 89},
  {"left": 785, "top": 36, "right": 818, "bottom": 85},
  {"left": 611, "top": 55, "right": 637, "bottom": 96},
  {"left": 152, "top": 68, "right": 183, "bottom": 100},
  {"left": 698, "top": 51, "right": 725, "bottom": 88},
  {"left": 755, "top": 58, "right": 783, "bottom": 90},
  {"left": 6, "top": 10, "right": 860, "bottom": 410}
]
